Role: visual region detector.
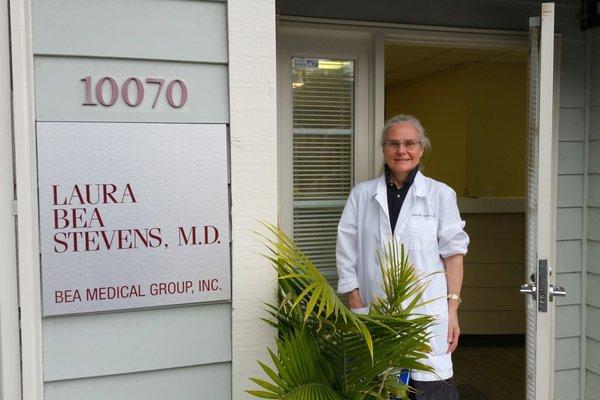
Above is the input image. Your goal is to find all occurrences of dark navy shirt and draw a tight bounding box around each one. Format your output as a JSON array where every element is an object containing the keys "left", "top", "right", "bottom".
[{"left": 385, "top": 164, "right": 419, "bottom": 233}]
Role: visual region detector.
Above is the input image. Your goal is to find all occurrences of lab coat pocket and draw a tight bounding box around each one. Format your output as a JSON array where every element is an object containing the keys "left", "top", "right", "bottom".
[
  {"left": 430, "top": 315, "right": 449, "bottom": 356},
  {"left": 410, "top": 218, "right": 438, "bottom": 251}
]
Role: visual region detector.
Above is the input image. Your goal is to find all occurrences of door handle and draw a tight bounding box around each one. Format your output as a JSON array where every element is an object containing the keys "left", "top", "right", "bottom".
[
  {"left": 549, "top": 284, "right": 566, "bottom": 301},
  {"left": 520, "top": 273, "right": 537, "bottom": 299}
]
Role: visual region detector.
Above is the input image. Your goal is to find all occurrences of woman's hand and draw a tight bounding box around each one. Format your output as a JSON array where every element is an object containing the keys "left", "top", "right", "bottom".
[
  {"left": 447, "top": 309, "right": 460, "bottom": 353},
  {"left": 347, "top": 288, "right": 364, "bottom": 309}
]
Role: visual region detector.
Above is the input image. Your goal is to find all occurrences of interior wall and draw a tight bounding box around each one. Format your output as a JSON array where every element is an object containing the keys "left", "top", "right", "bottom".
[
  {"left": 385, "top": 62, "right": 527, "bottom": 198},
  {"left": 385, "top": 61, "right": 527, "bottom": 335},
  {"left": 386, "top": 66, "right": 468, "bottom": 195},
  {"left": 466, "top": 63, "right": 527, "bottom": 198}
]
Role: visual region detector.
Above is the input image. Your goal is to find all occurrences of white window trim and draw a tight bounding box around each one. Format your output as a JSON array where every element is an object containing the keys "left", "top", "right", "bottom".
[
  {"left": 277, "top": 27, "right": 372, "bottom": 237},
  {"left": 227, "top": 1, "right": 278, "bottom": 398}
]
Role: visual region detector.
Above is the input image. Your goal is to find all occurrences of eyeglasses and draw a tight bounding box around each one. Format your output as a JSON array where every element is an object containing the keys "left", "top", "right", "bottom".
[{"left": 383, "top": 139, "right": 420, "bottom": 151}]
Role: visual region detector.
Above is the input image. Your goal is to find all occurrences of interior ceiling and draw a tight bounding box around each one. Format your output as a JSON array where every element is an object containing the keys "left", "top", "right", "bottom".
[{"left": 385, "top": 43, "right": 528, "bottom": 87}]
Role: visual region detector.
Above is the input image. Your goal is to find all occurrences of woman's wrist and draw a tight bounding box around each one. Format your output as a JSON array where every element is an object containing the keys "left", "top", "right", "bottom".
[{"left": 347, "top": 288, "right": 364, "bottom": 309}]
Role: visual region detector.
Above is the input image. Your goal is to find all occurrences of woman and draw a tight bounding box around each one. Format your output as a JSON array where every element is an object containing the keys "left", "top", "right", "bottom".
[{"left": 336, "top": 114, "right": 469, "bottom": 400}]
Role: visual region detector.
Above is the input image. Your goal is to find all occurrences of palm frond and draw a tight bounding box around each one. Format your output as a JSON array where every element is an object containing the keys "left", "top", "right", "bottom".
[
  {"left": 249, "top": 224, "right": 436, "bottom": 400},
  {"left": 258, "top": 223, "right": 374, "bottom": 357}
]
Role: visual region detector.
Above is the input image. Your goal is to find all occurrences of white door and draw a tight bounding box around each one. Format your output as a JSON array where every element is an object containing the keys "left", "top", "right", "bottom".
[
  {"left": 277, "top": 27, "right": 372, "bottom": 286},
  {"left": 521, "top": 3, "right": 565, "bottom": 400}
]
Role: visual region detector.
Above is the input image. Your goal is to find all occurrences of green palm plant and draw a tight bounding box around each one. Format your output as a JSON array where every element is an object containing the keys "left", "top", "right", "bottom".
[{"left": 248, "top": 224, "right": 435, "bottom": 400}]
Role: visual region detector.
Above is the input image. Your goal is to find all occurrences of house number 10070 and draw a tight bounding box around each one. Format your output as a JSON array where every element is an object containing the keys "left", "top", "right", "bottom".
[{"left": 81, "top": 76, "right": 188, "bottom": 108}]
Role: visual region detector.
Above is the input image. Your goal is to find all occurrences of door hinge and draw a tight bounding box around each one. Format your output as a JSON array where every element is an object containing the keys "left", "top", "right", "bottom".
[{"left": 11, "top": 200, "right": 17, "bottom": 216}]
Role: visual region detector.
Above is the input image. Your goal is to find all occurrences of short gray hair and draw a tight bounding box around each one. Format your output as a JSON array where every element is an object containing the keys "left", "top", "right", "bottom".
[{"left": 381, "top": 114, "right": 431, "bottom": 151}]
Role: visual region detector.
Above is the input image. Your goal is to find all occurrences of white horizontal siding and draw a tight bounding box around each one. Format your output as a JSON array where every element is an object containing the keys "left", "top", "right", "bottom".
[
  {"left": 562, "top": 39, "right": 586, "bottom": 76},
  {"left": 558, "top": 142, "right": 584, "bottom": 174},
  {"left": 556, "top": 272, "right": 582, "bottom": 307},
  {"left": 561, "top": 73, "right": 586, "bottom": 109},
  {"left": 44, "top": 363, "right": 231, "bottom": 400},
  {"left": 589, "top": 143, "right": 600, "bottom": 172},
  {"left": 586, "top": 370, "right": 600, "bottom": 400},
  {"left": 555, "top": 15, "right": 586, "bottom": 396},
  {"left": 587, "top": 305, "right": 600, "bottom": 341},
  {"left": 589, "top": 175, "right": 600, "bottom": 206},
  {"left": 556, "top": 240, "right": 583, "bottom": 272},
  {"left": 558, "top": 208, "right": 583, "bottom": 240},
  {"left": 589, "top": 27, "right": 600, "bottom": 400},
  {"left": 556, "top": 368, "right": 580, "bottom": 400},
  {"left": 43, "top": 303, "right": 232, "bottom": 381},
  {"left": 556, "top": 337, "right": 581, "bottom": 371},
  {"left": 560, "top": 108, "right": 585, "bottom": 140},
  {"left": 32, "top": 0, "right": 228, "bottom": 63},
  {"left": 587, "top": 273, "right": 600, "bottom": 308},
  {"left": 587, "top": 338, "right": 600, "bottom": 375},
  {"left": 558, "top": 240, "right": 583, "bottom": 272},
  {"left": 558, "top": 174, "right": 584, "bottom": 207},
  {"left": 556, "top": 304, "right": 581, "bottom": 339},
  {"left": 589, "top": 107, "right": 600, "bottom": 139}
]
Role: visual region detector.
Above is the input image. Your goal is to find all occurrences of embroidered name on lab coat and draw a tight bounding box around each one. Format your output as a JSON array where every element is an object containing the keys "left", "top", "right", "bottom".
[{"left": 412, "top": 212, "right": 436, "bottom": 218}]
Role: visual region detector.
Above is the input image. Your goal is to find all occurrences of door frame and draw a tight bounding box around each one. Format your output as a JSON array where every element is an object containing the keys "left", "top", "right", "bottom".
[
  {"left": 277, "top": 14, "right": 561, "bottom": 399},
  {"left": 8, "top": 0, "right": 44, "bottom": 399},
  {"left": 0, "top": 0, "right": 23, "bottom": 399}
]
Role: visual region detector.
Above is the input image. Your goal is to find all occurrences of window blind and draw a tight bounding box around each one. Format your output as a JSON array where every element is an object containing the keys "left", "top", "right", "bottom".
[{"left": 292, "top": 58, "right": 354, "bottom": 287}]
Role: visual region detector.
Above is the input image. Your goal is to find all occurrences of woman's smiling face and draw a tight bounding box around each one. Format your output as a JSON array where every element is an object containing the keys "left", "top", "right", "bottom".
[{"left": 383, "top": 122, "right": 424, "bottom": 179}]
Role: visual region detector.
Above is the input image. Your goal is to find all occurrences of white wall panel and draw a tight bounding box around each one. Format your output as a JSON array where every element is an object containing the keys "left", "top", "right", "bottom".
[
  {"left": 556, "top": 337, "right": 581, "bottom": 370},
  {"left": 589, "top": 142, "right": 600, "bottom": 172},
  {"left": 560, "top": 108, "right": 585, "bottom": 140},
  {"left": 562, "top": 39, "right": 585, "bottom": 75},
  {"left": 589, "top": 208, "right": 600, "bottom": 241},
  {"left": 33, "top": 0, "right": 228, "bottom": 63},
  {"left": 587, "top": 338, "right": 600, "bottom": 374},
  {"left": 558, "top": 175, "right": 584, "bottom": 207},
  {"left": 558, "top": 142, "right": 584, "bottom": 174},
  {"left": 43, "top": 303, "right": 231, "bottom": 381},
  {"left": 592, "top": 35, "right": 600, "bottom": 68},
  {"left": 555, "top": 6, "right": 585, "bottom": 40},
  {"left": 586, "top": 371, "right": 600, "bottom": 400},
  {"left": 588, "top": 273, "right": 600, "bottom": 308},
  {"left": 556, "top": 368, "right": 580, "bottom": 400},
  {"left": 557, "top": 240, "right": 583, "bottom": 272},
  {"left": 591, "top": 72, "right": 600, "bottom": 107},
  {"left": 561, "top": 74, "right": 586, "bottom": 108},
  {"left": 556, "top": 272, "right": 582, "bottom": 306},
  {"left": 557, "top": 208, "right": 583, "bottom": 240},
  {"left": 44, "top": 363, "right": 231, "bottom": 400},
  {"left": 587, "top": 305, "right": 600, "bottom": 341},
  {"left": 589, "top": 108, "right": 600, "bottom": 139},
  {"left": 34, "top": 57, "right": 229, "bottom": 123},
  {"left": 589, "top": 241, "right": 600, "bottom": 274},
  {"left": 589, "top": 175, "right": 600, "bottom": 206},
  {"left": 556, "top": 304, "right": 581, "bottom": 338}
]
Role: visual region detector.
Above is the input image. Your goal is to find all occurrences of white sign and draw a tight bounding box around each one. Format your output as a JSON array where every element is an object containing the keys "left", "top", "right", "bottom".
[{"left": 37, "top": 122, "right": 230, "bottom": 316}]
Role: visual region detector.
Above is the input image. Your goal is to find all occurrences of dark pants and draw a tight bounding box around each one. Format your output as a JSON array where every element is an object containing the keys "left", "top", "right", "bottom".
[{"left": 408, "top": 377, "right": 459, "bottom": 400}]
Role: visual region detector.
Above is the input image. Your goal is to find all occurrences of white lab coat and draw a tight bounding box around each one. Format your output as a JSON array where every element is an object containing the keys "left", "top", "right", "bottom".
[{"left": 336, "top": 171, "right": 469, "bottom": 381}]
